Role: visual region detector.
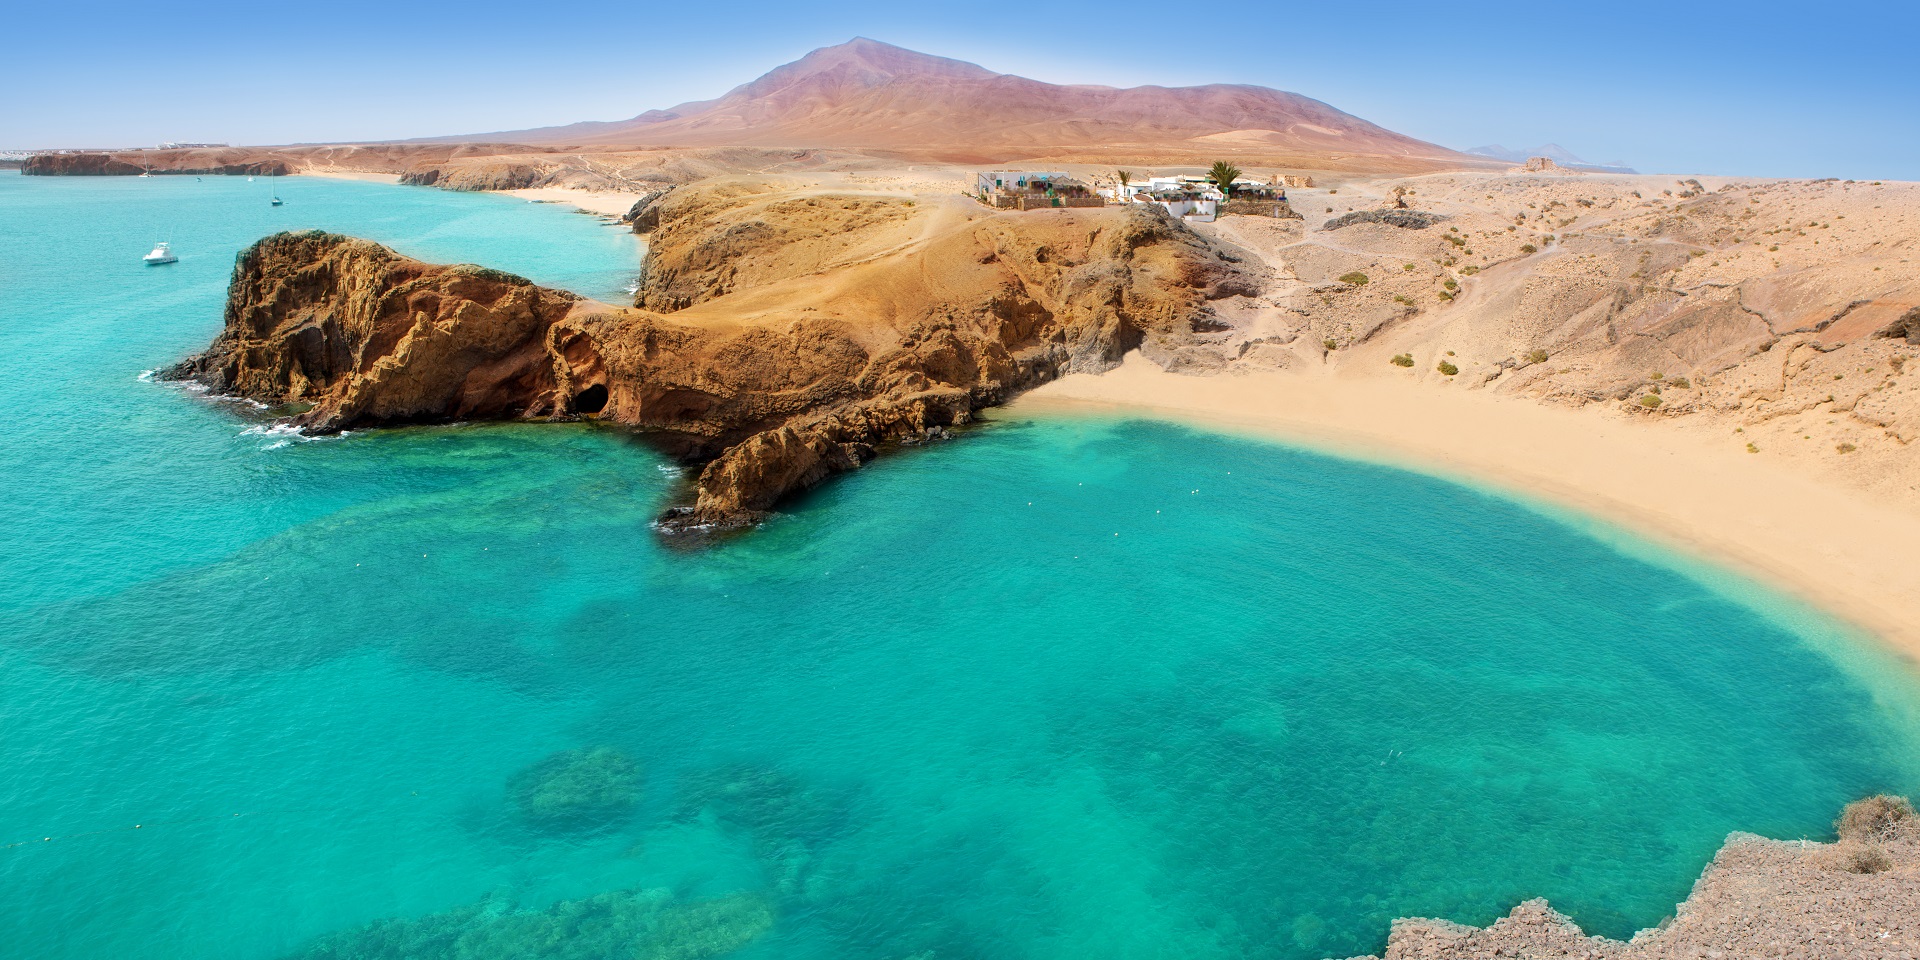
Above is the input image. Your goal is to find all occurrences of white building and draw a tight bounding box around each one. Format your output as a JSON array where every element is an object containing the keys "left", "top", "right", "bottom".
[
  {"left": 1099, "top": 175, "right": 1288, "bottom": 222},
  {"left": 976, "top": 171, "right": 1073, "bottom": 195}
]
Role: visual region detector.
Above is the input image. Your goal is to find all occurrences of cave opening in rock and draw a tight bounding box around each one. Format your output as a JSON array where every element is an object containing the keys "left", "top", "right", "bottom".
[{"left": 574, "top": 384, "right": 609, "bottom": 414}]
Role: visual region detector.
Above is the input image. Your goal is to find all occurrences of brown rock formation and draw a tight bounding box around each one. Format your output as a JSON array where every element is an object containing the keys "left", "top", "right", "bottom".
[
  {"left": 161, "top": 232, "right": 585, "bottom": 428},
  {"left": 166, "top": 185, "right": 1247, "bottom": 530},
  {"left": 22, "top": 151, "right": 293, "bottom": 176}
]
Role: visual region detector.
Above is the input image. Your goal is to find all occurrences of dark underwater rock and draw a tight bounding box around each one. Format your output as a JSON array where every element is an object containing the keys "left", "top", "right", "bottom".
[{"left": 507, "top": 746, "right": 641, "bottom": 830}]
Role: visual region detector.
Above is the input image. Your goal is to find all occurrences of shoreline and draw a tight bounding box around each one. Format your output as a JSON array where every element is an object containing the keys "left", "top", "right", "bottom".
[
  {"left": 501, "top": 186, "right": 638, "bottom": 217},
  {"left": 296, "top": 168, "right": 402, "bottom": 184},
  {"left": 296, "top": 171, "right": 638, "bottom": 218},
  {"left": 1017, "top": 355, "right": 1920, "bottom": 669}
]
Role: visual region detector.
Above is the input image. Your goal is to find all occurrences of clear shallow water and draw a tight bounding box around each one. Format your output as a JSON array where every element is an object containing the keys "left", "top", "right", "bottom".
[{"left": 2, "top": 171, "right": 1918, "bottom": 960}]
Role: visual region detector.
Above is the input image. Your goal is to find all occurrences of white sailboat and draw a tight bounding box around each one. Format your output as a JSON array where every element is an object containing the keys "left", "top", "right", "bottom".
[{"left": 143, "top": 242, "right": 178, "bottom": 265}]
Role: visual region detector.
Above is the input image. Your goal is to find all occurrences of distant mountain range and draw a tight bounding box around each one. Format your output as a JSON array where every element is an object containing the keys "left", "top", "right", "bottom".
[
  {"left": 1464, "top": 143, "right": 1637, "bottom": 174},
  {"left": 452, "top": 38, "right": 1488, "bottom": 168}
]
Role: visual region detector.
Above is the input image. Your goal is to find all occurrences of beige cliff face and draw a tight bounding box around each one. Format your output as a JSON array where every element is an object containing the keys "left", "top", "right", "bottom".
[
  {"left": 168, "top": 185, "right": 1249, "bottom": 529},
  {"left": 1353, "top": 796, "right": 1918, "bottom": 959}
]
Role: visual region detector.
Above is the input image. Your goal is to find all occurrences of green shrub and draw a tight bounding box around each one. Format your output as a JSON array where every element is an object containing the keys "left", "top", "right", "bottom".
[
  {"left": 1460, "top": 265, "right": 1480, "bottom": 276},
  {"left": 1520, "top": 243, "right": 1539, "bottom": 254},
  {"left": 1746, "top": 442, "right": 1759, "bottom": 453},
  {"left": 1403, "top": 263, "right": 1416, "bottom": 271},
  {"left": 1391, "top": 354, "right": 1415, "bottom": 368},
  {"left": 1837, "top": 442, "right": 1857, "bottom": 454},
  {"left": 1438, "top": 291, "right": 1455, "bottom": 301},
  {"left": 1442, "top": 278, "right": 1458, "bottom": 291},
  {"left": 1525, "top": 349, "right": 1549, "bottom": 364},
  {"left": 1638, "top": 394, "right": 1663, "bottom": 409},
  {"left": 1323, "top": 338, "right": 1339, "bottom": 351},
  {"left": 1671, "top": 377, "right": 1691, "bottom": 389},
  {"left": 1437, "top": 361, "right": 1459, "bottom": 376},
  {"left": 1393, "top": 295, "right": 1415, "bottom": 306},
  {"left": 1338, "top": 271, "right": 1369, "bottom": 286}
]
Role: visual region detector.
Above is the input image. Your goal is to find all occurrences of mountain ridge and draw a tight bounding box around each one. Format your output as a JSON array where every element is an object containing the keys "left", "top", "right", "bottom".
[{"left": 447, "top": 38, "right": 1483, "bottom": 167}]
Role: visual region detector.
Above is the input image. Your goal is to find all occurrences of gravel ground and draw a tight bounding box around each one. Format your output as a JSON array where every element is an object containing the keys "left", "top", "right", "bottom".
[{"left": 1338, "top": 797, "right": 1919, "bottom": 959}]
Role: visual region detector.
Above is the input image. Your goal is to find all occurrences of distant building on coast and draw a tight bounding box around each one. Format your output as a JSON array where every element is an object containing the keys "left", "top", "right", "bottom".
[
  {"left": 157, "top": 142, "right": 229, "bottom": 150},
  {"left": 974, "top": 171, "right": 1104, "bottom": 210}
]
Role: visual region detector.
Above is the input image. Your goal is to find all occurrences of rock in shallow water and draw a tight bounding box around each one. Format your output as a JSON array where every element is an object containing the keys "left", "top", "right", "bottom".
[
  {"left": 507, "top": 746, "right": 641, "bottom": 831},
  {"left": 284, "top": 887, "right": 773, "bottom": 960}
]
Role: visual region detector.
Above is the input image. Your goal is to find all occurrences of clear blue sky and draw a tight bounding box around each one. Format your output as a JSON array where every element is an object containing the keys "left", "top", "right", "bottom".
[{"left": 7, "top": 0, "right": 1917, "bottom": 179}]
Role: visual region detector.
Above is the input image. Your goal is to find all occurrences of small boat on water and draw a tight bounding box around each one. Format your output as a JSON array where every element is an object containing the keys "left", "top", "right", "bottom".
[
  {"left": 143, "top": 242, "right": 177, "bottom": 265},
  {"left": 270, "top": 195, "right": 283, "bottom": 206}
]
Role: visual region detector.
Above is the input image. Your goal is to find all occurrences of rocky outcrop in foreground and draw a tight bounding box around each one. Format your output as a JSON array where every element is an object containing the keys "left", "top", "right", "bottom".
[
  {"left": 167, "top": 195, "right": 1244, "bottom": 530},
  {"left": 1344, "top": 796, "right": 1917, "bottom": 960}
]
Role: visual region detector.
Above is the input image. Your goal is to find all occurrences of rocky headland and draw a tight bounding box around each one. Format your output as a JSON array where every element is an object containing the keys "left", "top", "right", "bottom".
[
  {"left": 21, "top": 150, "right": 293, "bottom": 177},
  {"left": 165, "top": 183, "right": 1249, "bottom": 529},
  {"left": 1344, "top": 796, "right": 1917, "bottom": 959}
]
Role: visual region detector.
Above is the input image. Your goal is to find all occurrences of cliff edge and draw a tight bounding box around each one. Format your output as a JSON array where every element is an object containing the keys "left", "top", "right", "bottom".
[{"left": 1343, "top": 796, "right": 1917, "bottom": 959}]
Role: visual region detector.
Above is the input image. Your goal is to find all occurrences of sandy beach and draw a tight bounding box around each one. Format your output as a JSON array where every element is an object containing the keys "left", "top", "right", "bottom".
[
  {"left": 1020, "top": 355, "right": 1920, "bottom": 666},
  {"left": 298, "top": 168, "right": 402, "bottom": 184},
  {"left": 502, "top": 187, "right": 640, "bottom": 217}
]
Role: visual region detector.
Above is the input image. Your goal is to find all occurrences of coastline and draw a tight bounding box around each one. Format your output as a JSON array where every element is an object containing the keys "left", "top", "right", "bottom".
[
  {"left": 297, "top": 168, "right": 402, "bottom": 184},
  {"left": 501, "top": 186, "right": 638, "bottom": 217},
  {"left": 1017, "top": 355, "right": 1920, "bottom": 669}
]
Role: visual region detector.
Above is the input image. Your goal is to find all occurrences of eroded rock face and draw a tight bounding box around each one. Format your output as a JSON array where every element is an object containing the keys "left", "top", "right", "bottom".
[
  {"left": 1350, "top": 795, "right": 1919, "bottom": 960},
  {"left": 162, "top": 231, "right": 583, "bottom": 431},
  {"left": 21, "top": 152, "right": 293, "bottom": 176},
  {"left": 399, "top": 162, "right": 544, "bottom": 191},
  {"left": 169, "top": 193, "right": 1245, "bottom": 531}
]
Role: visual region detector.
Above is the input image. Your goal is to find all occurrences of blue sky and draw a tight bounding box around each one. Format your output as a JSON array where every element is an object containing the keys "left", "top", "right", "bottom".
[{"left": 6, "top": 0, "right": 1917, "bottom": 179}]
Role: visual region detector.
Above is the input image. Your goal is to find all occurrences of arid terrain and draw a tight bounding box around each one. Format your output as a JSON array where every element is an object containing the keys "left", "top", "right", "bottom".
[
  {"left": 22, "top": 39, "right": 1491, "bottom": 185},
  {"left": 31, "top": 34, "right": 1920, "bottom": 959},
  {"left": 1351, "top": 796, "right": 1918, "bottom": 959}
]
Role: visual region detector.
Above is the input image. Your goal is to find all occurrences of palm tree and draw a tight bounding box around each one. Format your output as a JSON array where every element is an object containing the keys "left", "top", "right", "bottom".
[
  {"left": 1208, "top": 161, "right": 1242, "bottom": 200},
  {"left": 1117, "top": 169, "right": 1132, "bottom": 194}
]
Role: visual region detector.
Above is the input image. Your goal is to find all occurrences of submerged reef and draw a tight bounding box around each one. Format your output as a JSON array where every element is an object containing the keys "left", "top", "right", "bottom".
[
  {"left": 508, "top": 747, "right": 641, "bottom": 831},
  {"left": 285, "top": 887, "right": 773, "bottom": 960},
  {"left": 675, "top": 763, "right": 858, "bottom": 901}
]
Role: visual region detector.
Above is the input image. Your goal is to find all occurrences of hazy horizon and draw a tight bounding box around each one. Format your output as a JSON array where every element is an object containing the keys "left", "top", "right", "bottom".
[{"left": 6, "top": 0, "right": 1917, "bottom": 179}]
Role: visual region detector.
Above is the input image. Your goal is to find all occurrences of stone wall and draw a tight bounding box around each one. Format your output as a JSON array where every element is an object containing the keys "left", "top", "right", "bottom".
[{"left": 1222, "top": 199, "right": 1302, "bottom": 219}]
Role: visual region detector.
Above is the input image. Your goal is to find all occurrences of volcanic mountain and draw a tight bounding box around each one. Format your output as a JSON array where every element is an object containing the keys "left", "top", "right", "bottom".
[{"left": 466, "top": 38, "right": 1480, "bottom": 168}]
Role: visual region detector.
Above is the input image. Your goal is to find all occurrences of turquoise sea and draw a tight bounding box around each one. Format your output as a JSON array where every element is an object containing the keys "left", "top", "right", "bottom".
[{"left": 2, "top": 170, "right": 1918, "bottom": 960}]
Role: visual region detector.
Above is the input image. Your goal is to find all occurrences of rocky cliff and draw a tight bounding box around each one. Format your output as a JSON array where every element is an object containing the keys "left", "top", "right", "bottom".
[
  {"left": 168, "top": 189, "right": 1247, "bottom": 530},
  {"left": 1347, "top": 796, "right": 1917, "bottom": 959},
  {"left": 22, "top": 151, "right": 293, "bottom": 176}
]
